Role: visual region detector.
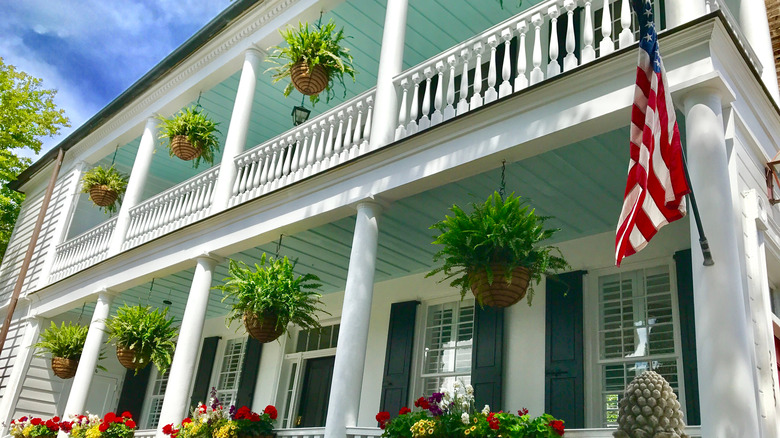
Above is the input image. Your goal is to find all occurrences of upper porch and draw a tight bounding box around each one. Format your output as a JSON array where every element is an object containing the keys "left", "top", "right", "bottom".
[{"left": 4, "top": 0, "right": 770, "bottom": 301}]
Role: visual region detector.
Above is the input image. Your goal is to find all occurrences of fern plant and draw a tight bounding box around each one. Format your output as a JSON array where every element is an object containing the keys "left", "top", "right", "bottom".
[
  {"left": 34, "top": 321, "right": 88, "bottom": 359},
  {"left": 80, "top": 165, "right": 128, "bottom": 214},
  {"left": 216, "top": 254, "right": 328, "bottom": 336},
  {"left": 106, "top": 305, "right": 178, "bottom": 374},
  {"left": 266, "top": 20, "right": 356, "bottom": 104},
  {"left": 427, "top": 191, "right": 568, "bottom": 305},
  {"left": 158, "top": 105, "right": 221, "bottom": 168}
]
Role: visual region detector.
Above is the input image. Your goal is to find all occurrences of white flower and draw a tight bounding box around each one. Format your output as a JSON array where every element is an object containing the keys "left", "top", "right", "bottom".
[
  {"left": 461, "top": 413, "right": 470, "bottom": 424},
  {"left": 462, "top": 401, "right": 470, "bottom": 410},
  {"left": 465, "top": 384, "right": 474, "bottom": 395},
  {"left": 453, "top": 381, "right": 461, "bottom": 390},
  {"left": 482, "top": 405, "right": 491, "bottom": 415}
]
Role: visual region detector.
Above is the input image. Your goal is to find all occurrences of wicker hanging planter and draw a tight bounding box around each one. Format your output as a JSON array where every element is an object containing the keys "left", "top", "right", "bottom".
[
  {"left": 88, "top": 185, "right": 119, "bottom": 207},
  {"left": 170, "top": 135, "right": 202, "bottom": 161},
  {"left": 290, "top": 61, "right": 329, "bottom": 96},
  {"left": 469, "top": 265, "right": 532, "bottom": 308},
  {"left": 243, "top": 312, "right": 285, "bottom": 343},
  {"left": 116, "top": 346, "right": 151, "bottom": 371},
  {"left": 51, "top": 357, "right": 79, "bottom": 379}
]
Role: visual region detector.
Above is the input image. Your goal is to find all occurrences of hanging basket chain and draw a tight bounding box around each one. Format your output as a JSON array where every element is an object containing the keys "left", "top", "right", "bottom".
[
  {"left": 110, "top": 144, "right": 119, "bottom": 167},
  {"left": 499, "top": 159, "right": 507, "bottom": 200},
  {"left": 195, "top": 91, "right": 203, "bottom": 110},
  {"left": 275, "top": 234, "right": 284, "bottom": 259},
  {"left": 147, "top": 278, "right": 155, "bottom": 305}
]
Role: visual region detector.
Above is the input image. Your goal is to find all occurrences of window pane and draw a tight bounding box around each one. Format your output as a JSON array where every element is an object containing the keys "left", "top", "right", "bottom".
[{"left": 421, "top": 300, "right": 474, "bottom": 393}]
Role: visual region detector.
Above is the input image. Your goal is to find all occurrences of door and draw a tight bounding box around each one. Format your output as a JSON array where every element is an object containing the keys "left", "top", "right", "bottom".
[
  {"left": 85, "top": 374, "right": 120, "bottom": 415},
  {"left": 296, "top": 356, "right": 335, "bottom": 427}
]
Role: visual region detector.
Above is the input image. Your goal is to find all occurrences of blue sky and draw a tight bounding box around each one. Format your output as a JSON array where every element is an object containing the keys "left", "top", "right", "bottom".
[{"left": 1, "top": 0, "right": 232, "bottom": 159}]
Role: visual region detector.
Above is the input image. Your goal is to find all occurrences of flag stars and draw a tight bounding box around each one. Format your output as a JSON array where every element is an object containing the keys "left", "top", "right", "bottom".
[{"left": 644, "top": 33, "right": 654, "bottom": 42}]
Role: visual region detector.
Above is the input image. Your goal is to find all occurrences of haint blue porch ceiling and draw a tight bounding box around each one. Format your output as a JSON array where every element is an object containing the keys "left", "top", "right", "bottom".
[
  {"left": 67, "top": 0, "right": 544, "bottom": 238},
  {"left": 69, "top": 124, "right": 637, "bottom": 323}
]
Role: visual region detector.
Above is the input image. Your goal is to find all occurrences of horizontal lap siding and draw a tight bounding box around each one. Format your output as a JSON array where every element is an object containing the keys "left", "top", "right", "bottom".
[
  {"left": 0, "top": 318, "right": 24, "bottom": 400},
  {"left": 0, "top": 169, "right": 77, "bottom": 304},
  {"left": 13, "top": 356, "right": 69, "bottom": 419}
]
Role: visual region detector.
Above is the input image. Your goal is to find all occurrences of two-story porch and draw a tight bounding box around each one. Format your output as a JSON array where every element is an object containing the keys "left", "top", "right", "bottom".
[{"left": 0, "top": 0, "right": 779, "bottom": 437}]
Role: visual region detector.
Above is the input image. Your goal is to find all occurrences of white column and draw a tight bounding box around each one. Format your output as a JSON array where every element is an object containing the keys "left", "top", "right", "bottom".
[
  {"left": 0, "top": 314, "right": 41, "bottom": 433},
  {"left": 108, "top": 117, "right": 158, "bottom": 256},
  {"left": 62, "top": 290, "right": 114, "bottom": 417},
  {"left": 324, "top": 200, "right": 382, "bottom": 438},
  {"left": 368, "top": 0, "right": 409, "bottom": 149},
  {"left": 683, "top": 88, "right": 761, "bottom": 437},
  {"left": 157, "top": 255, "right": 219, "bottom": 433},
  {"left": 665, "top": 0, "right": 706, "bottom": 28},
  {"left": 738, "top": 0, "right": 780, "bottom": 101},
  {"left": 211, "top": 48, "right": 263, "bottom": 213}
]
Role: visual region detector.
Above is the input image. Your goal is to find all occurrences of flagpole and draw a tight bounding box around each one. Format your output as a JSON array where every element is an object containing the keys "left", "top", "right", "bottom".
[{"left": 681, "top": 151, "right": 715, "bottom": 266}]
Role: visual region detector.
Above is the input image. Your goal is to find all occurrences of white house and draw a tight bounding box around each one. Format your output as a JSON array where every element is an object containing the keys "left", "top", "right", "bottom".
[{"left": 0, "top": 0, "right": 779, "bottom": 437}]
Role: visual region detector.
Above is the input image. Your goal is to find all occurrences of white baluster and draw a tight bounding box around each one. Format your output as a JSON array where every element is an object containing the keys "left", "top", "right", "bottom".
[
  {"left": 548, "top": 5, "right": 561, "bottom": 77},
  {"left": 291, "top": 131, "right": 302, "bottom": 174},
  {"left": 444, "top": 55, "right": 457, "bottom": 120},
  {"left": 237, "top": 159, "right": 249, "bottom": 194},
  {"left": 407, "top": 72, "right": 421, "bottom": 135},
  {"left": 705, "top": 0, "right": 712, "bottom": 13},
  {"left": 530, "top": 13, "right": 545, "bottom": 85},
  {"left": 470, "top": 42, "right": 484, "bottom": 109},
  {"left": 283, "top": 135, "right": 294, "bottom": 176},
  {"left": 343, "top": 108, "right": 353, "bottom": 154},
  {"left": 298, "top": 130, "right": 310, "bottom": 172},
  {"left": 305, "top": 129, "right": 317, "bottom": 176},
  {"left": 564, "top": 0, "right": 579, "bottom": 71},
  {"left": 485, "top": 35, "right": 499, "bottom": 103},
  {"left": 431, "top": 61, "right": 445, "bottom": 126},
  {"left": 395, "top": 79, "right": 409, "bottom": 140},
  {"left": 361, "top": 97, "right": 372, "bottom": 152},
  {"left": 499, "top": 28, "right": 513, "bottom": 98},
  {"left": 457, "top": 49, "right": 471, "bottom": 115},
  {"left": 314, "top": 121, "right": 327, "bottom": 173},
  {"left": 266, "top": 145, "right": 278, "bottom": 184},
  {"left": 582, "top": 0, "right": 596, "bottom": 63},
  {"left": 515, "top": 21, "right": 529, "bottom": 91},
  {"left": 259, "top": 149, "right": 272, "bottom": 185},
  {"left": 600, "top": 0, "right": 615, "bottom": 56},
  {"left": 419, "top": 67, "right": 433, "bottom": 130},
  {"left": 352, "top": 103, "right": 363, "bottom": 158},
  {"left": 618, "top": 0, "right": 634, "bottom": 48},
  {"left": 274, "top": 141, "right": 285, "bottom": 180},
  {"left": 324, "top": 116, "right": 336, "bottom": 168}
]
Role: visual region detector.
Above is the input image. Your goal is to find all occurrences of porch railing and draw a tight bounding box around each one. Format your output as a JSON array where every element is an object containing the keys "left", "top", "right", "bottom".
[
  {"left": 275, "top": 427, "right": 325, "bottom": 438},
  {"left": 49, "top": 217, "right": 117, "bottom": 281},
  {"left": 228, "top": 89, "right": 375, "bottom": 207},
  {"left": 121, "top": 165, "right": 220, "bottom": 251},
  {"left": 393, "top": 0, "right": 649, "bottom": 140},
  {"left": 271, "top": 426, "right": 702, "bottom": 438},
  {"left": 133, "top": 429, "right": 157, "bottom": 438}
]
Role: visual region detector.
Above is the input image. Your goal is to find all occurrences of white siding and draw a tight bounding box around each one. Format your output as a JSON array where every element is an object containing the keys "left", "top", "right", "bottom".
[
  {"left": 0, "top": 316, "right": 25, "bottom": 400},
  {"left": 0, "top": 168, "right": 79, "bottom": 303}
]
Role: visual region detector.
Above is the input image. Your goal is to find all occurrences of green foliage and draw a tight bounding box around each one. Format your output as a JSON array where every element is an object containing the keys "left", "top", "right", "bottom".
[
  {"left": 34, "top": 321, "right": 88, "bottom": 359},
  {"left": 381, "top": 411, "right": 429, "bottom": 438},
  {"left": 427, "top": 192, "right": 569, "bottom": 305},
  {"left": 0, "top": 58, "right": 70, "bottom": 262},
  {"left": 216, "top": 254, "right": 329, "bottom": 336},
  {"left": 80, "top": 165, "right": 128, "bottom": 214},
  {"left": 157, "top": 105, "right": 221, "bottom": 168},
  {"left": 266, "top": 20, "right": 356, "bottom": 105},
  {"left": 106, "top": 305, "right": 178, "bottom": 375}
]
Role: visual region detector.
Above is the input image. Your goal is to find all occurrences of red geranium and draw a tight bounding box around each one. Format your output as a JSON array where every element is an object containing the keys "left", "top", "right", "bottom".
[
  {"left": 122, "top": 412, "right": 132, "bottom": 419},
  {"left": 414, "top": 397, "right": 429, "bottom": 409},
  {"left": 45, "top": 419, "right": 59, "bottom": 431},
  {"left": 99, "top": 423, "right": 110, "bottom": 432},
  {"left": 59, "top": 421, "right": 73, "bottom": 433},
  {"left": 375, "top": 411, "right": 391, "bottom": 429},
  {"left": 549, "top": 420, "right": 565, "bottom": 436},
  {"left": 162, "top": 424, "right": 174, "bottom": 435},
  {"left": 487, "top": 413, "right": 500, "bottom": 430},
  {"left": 182, "top": 418, "right": 192, "bottom": 425},
  {"left": 30, "top": 418, "right": 42, "bottom": 426},
  {"left": 104, "top": 412, "right": 116, "bottom": 423},
  {"left": 125, "top": 419, "right": 136, "bottom": 429},
  {"left": 518, "top": 408, "right": 529, "bottom": 416},
  {"left": 399, "top": 407, "right": 411, "bottom": 415},
  {"left": 263, "top": 405, "right": 278, "bottom": 420}
]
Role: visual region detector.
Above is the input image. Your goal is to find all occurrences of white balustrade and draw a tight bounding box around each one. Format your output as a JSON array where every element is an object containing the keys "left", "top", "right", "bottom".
[
  {"left": 122, "top": 166, "right": 220, "bottom": 250},
  {"left": 229, "top": 90, "right": 375, "bottom": 207},
  {"left": 392, "top": 0, "right": 652, "bottom": 140},
  {"left": 271, "top": 426, "right": 701, "bottom": 438},
  {"left": 275, "top": 428, "right": 325, "bottom": 438},
  {"left": 50, "top": 217, "right": 117, "bottom": 281},
  {"left": 346, "top": 427, "right": 383, "bottom": 438}
]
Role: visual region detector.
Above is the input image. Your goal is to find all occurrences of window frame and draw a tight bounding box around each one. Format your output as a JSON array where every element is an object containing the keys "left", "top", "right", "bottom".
[
  {"left": 208, "top": 336, "right": 248, "bottom": 409},
  {"left": 583, "top": 256, "right": 686, "bottom": 428},
  {"left": 410, "top": 296, "right": 476, "bottom": 402},
  {"left": 139, "top": 368, "right": 169, "bottom": 430}
]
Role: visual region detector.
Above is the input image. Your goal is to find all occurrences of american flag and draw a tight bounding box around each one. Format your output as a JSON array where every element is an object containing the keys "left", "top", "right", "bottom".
[{"left": 615, "top": 0, "right": 690, "bottom": 266}]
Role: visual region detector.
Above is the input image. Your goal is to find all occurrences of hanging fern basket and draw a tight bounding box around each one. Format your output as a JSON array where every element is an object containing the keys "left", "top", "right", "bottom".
[
  {"left": 170, "top": 135, "right": 202, "bottom": 161},
  {"left": 469, "top": 265, "right": 532, "bottom": 308},
  {"left": 116, "top": 346, "right": 151, "bottom": 371},
  {"left": 51, "top": 357, "right": 79, "bottom": 379},
  {"left": 290, "top": 61, "right": 329, "bottom": 96},
  {"left": 88, "top": 185, "right": 119, "bottom": 207},
  {"left": 243, "top": 311, "right": 285, "bottom": 343}
]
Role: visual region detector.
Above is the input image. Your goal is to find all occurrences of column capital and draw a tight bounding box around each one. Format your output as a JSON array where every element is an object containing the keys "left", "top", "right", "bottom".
[
  {"left": 145, "top": 115, "right": 159, "bottom": 129},
  {"left": 194, "top": 252, "right": 223, "bottom": 267},
  {"left": 244, "top": 46, "right": 265, "bottom": 60},
  {"left": 353, "top": 195, "right": 389, "bottom": 214},
  {"left": 672, "top": 72, "right": 735, "bottom": 112}
]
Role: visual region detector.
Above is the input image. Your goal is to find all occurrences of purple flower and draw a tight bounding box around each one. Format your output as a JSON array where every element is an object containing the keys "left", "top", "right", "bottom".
[
  {"left": 229, "top": 405, "right": 237, "bottom": 419},
  {"left": 210, "top": 387, "right": 220, "bottom": 410},
  {"left": 428, "top": 405, "right": 443, "bottom": 417},
  {"left": 429, "top": 392, "right": 443, "bottom": 403}
]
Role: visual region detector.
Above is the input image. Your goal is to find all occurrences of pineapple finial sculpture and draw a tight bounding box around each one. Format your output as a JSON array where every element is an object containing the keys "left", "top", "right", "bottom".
[{"left": 612, "top": 370, "right": 689, "bottom": 438}]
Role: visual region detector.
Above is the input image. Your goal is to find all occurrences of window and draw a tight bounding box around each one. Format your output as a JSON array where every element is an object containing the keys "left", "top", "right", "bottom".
[
  {"left": 214, "top": 337, "right": 247, "bottom": 408},
  {"left": 142, "top": 370, "right": 169, "bottom": 429},
  {"left": 418, "top": 299, "right": 475, "bottom": 395},
  {"left": 596, "top": 265, "right": 683, "bottom": 427}
]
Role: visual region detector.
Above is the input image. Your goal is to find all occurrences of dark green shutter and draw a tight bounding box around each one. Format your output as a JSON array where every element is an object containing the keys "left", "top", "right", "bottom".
[
  {"left": 190, "top": 336, "right": 220, "bottom": 408},
  {"left": 116, "top": 366, "right": 152, "bottom": 419},
  {"left": 545, "top": 271, "right": 586, "bottom": 428},
  {"left": 471, "top": 305, "right": 504, "bottom": 411},
  {"left": 380, "top": 300, "right": 419, "bottom": 414},
  {"left": 235, "top": 336, "right": 263, "bottom": 408},
  {"left": 674, "top": 249, "right": 700, "bottom": 425}
]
